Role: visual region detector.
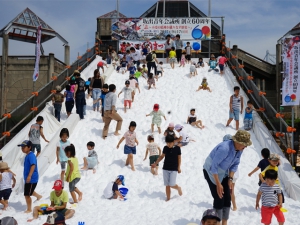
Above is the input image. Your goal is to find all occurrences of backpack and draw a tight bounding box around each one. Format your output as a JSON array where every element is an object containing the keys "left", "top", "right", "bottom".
[{"left": 146, "top": 53, "right": 153, "bottom": 62}]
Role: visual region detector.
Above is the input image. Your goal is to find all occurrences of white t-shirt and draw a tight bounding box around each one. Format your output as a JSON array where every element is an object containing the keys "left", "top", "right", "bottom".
[
  {"left": 157, "top": 64, "right": 163, "bottom": 71},
  {"left": 122, "top": 87, "right": 133, "bottom": 100},
  {"left": 0, "top": 172, "right": 12, "bottom": 190},
  {"left": 146, "top": 142, "right": 159, "bottom": 156},
  {"left": 179, "top": 129, "right": 190, "bottom": 143},
  {"left": 130, "top": 49, "right": 142, "bottom": 61},
  {"left": 103, "top": 182, "right": 114, "bottom": 199}
]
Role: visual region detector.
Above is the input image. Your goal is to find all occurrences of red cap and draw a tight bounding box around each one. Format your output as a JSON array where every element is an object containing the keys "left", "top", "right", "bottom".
[
  {"left": 52, "top": 180, "right": 63, "bottom": 190},
  {"left": 153, "top": 104, "right": 159, "bottom": 111}
]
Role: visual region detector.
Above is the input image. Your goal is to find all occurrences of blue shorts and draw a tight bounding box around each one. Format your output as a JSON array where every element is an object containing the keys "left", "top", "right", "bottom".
[
  {"left": 229, "top": 109, "right": 240, "bottom": 121},
  {"left": 31, "top": 144, "right": 41, "bottom": 153},
  {"left": 219, "top": 64, "right": 224, "bottom": 71},
  {"left": 124, "top": 145, "right": 136, "bottom": 154}
]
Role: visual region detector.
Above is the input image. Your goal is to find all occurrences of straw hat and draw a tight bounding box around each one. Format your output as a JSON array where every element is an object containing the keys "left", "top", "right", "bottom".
[
  {"left": 0, "top": 162, "right": 10, "bottom": 170},
  {"left": 232, "top": 130, "right": 252, "bottom": 146}
]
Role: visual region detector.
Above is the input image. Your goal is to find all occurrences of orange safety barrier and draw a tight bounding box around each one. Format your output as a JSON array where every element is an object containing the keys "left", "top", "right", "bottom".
[
  {"left": 275, "top": 132, "right": 284, "bottom": 137},
  {"left": 51, "top": 90, "right": 57, "bottom": 94},
  {"left": 31, "top": 107, "right": 38, "bottom": 111},
  {"left": 95, "top": 47, "right": 99, "bottom": 50},
  {"left": 247, "top": 90, "right": 253, "bottom": 94},
  {"left": 259, "top": 91, "right": 266, "bottom": 96},
  {"left": 51, "top": 76, "right": 57, "bottom": 81},
  {"left": 287, "top": 148, "right": 296, "bottom": 154},
  {"left": 86, "top": 49, "right": 91, "bottom": 52},
  {"left": 87, "top": 58, "right": 91, "bottom": 62},
  {"left": 32, "top": 92, "right": 38, "bottom": 96},
  {"left": 77, "top": 56, "right": 82, "bottom": 60},
  {"left": 231, "top": 55, "right": 237, "bottom": 59},
  {"left": 2, "top": 132, "right": 10, "bottom": 137},
  {"left": 238, "top": 64, "right": 244, "bottom": 68},
  {"left": 65, "top": 65, "right": 71, "bottom": 69},
  {"left": 247, "top": 76, "right": 254, "bottom": 80},
  {"left": 231, "top": 66, "right": 236, "bottom": 69},
  {"left": 276, "top": 113, "right": 284, "bottom": 118},
  {"left": 2, "top": 113, "right": 11, "bottom": 119},
  {"left": 65, "top": 77, "right": 71, "bottom": 81},
  {"left": 78, "top": 66, "right": 82, "bottom": 70},
  {"left": 259, "top": 107, "right": 265, "bottom": 111},
  {"left": 238, "top": 76, "right": 244, "bottom": 80},
  {"left": 287, "top": 126, "right": 296, "bottom": 132}
]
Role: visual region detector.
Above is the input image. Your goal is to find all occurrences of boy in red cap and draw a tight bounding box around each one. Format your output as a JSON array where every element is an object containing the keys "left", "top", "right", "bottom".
[
  {"left": 27, "top": 180, "right": 75, "bottom": 223},
  {"left": 146, "top": 104, "right": 166, "bottom": 134}
]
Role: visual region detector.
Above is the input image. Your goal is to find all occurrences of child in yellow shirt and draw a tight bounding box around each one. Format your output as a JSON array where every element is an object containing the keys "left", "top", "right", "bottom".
[{"left": 169, "top": 47, "right": 176, "bottom": 69}]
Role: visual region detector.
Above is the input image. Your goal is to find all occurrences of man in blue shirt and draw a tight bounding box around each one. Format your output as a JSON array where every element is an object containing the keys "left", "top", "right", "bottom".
[
  {"left": 203, "top": 130, "right": 252, "bottom": 225},
  {"left": 18, "top": 140, "right": 42, "bottom": 213}
]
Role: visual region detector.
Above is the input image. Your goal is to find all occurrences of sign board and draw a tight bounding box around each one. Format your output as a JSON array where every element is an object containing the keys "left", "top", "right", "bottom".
[{"left": 111, "top": 17, "right": 211, "bottom": 41}]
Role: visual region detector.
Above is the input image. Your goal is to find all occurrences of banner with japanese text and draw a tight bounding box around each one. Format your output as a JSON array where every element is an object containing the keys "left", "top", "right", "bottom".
[
  {"left": 281, "top": 36, "right": 300, "bottom": 106},
  {"left": 112, "top": 17, "right": 211, "bottom": 41},
  {"left": 32, "top": 25, "right": 42, "bottom": 82}
]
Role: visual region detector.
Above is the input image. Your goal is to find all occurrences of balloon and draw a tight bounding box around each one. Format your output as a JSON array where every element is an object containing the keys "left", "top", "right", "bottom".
[
  {"left": 192, "top": 42, "right": 201, "bottom": 51},
  {"left": 191, "top": 25, "right": 203, "bottom": 39}
]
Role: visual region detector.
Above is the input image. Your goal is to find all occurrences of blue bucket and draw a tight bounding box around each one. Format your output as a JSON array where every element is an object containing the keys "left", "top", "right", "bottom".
[{"left": 119, "top": 187, "right": 128, "bottom": 197}]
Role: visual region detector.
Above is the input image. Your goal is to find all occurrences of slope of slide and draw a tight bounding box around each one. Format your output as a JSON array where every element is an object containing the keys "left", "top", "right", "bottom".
[{"left": 6, "top": 61, "right": 300, "bottom": 225}]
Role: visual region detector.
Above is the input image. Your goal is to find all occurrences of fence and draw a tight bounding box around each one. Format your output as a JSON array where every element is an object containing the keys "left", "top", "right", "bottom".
[
  {"left": 225, "top": 49, "right": 297, "bottom": 166},
  {"left": 0, "top": 45, "right": 97, "bottom": 148}
]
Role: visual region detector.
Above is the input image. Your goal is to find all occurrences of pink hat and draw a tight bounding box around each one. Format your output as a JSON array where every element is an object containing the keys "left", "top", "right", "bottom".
[{"left": 168, "top": 122, "right": 174, "bottom": 127}]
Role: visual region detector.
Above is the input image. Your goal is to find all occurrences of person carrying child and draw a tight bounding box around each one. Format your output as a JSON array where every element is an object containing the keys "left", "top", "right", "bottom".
[
  {"left": 226, "top": 86, "right": 243, "bottom": 130},
  {"left": 116, "top": 121, "right": 139, "bottom": 171},
  {"left": 103, "top": 175, "right": 125, "bottom": 200},
  {"left": 0, "top": 162, "right": 16, "bottom": 210},
  {"left": 143, "top": 135, "right": 162, "bottom": 175},
  {"left": 174, "top": 124, "right": 190, "bottom": 147},
  {"left": 248, "top": 148, "right": 270, "bottom": 185},
  {"left": 185, "top": 42, "right": 192, "bottom": 64},
  {"left": 244, "top": 100, "right": 262, "bottom": 130},
  {"left": 196, "top": 77, "right": 212, "bottom": 92},
  {"left": 169, "top": 46, "right": 176, "bottom": 69},
  {"left": 28, "top": 116, "right": 49, "bottom": 157},
  {"left": 52, "top": 85, "right": 64, "bottom": 122},
  {"left": 118, "top": 80, "right": 133, "bottom": 113},
  {"left": 56, "top": 128, "right": 70, "bottom": 185},
  {"left": 151, "top": 135, "right": 182, "bottom": 201},
  {"left": 190, "top": 61, "right": 198, "bottom": 77},
  {"left": 81, "top": 141, "right": 99, "bottom": 173},
  {"left": 179, "top": 52, "right": 186, "bottom": 67},
  {"left": 64, "top": 144, "right": 82, "bottom": 203},
  {"left": 196, "top": 57, "right": 205, "bottom": 68},
  {"left": 164, "top": 123, "right": 177, "bottom": 139},
  {"left": 147, "top": 73, "right": 156, "bottom": 90},
  {"left": 146, "top": 104, "right": 167, "bottom": 134},
  {"left": 256, "top": 169, "right": 285, "bottom": 225},
  {"left": 187, "top": 108, "right": 205, "bottom": 129},
  {"left": 64, "top": 85, "right": 74, "bottom": 117},
  {"left": 156, "top": 61, "right": 164, "bottom": 80},
  {"left": 27, "top": 180, "right": 75, "bottom": 222},
  {"left": 218, "top": 54, "right": 227, "bottom": 75}
]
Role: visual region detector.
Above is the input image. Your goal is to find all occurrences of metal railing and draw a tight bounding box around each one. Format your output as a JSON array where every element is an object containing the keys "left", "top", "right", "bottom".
[
  {"left": 0, "top": 46, "right": 97, "bottom": 148},
  {"left": 225, "top": 50, "right": 296, "bottom": 163}
]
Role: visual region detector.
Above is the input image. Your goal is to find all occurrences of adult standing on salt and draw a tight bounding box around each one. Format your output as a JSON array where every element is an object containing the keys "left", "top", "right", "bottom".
[
  {"left": 203, "top": 130, "right": 252, "bottom": 225},
  {"left": 102, "top": 84, "right": 123, "bottom": 139},
  {"left": 174, "top": 34, "right": 183, "bottom": 64},
  {"left": 165, "top": 34, "right": 173, "bottom": 63}
]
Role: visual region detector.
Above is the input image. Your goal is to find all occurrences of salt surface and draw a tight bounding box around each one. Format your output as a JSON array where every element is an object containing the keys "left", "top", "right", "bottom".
[{"left": 5, "top": 62, "right": 300, "bottom": 225}]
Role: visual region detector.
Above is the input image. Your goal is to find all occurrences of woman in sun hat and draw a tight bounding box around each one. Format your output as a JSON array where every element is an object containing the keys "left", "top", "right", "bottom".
[{"left": 203, "top": 130, "right": 252, "bottom": 225}]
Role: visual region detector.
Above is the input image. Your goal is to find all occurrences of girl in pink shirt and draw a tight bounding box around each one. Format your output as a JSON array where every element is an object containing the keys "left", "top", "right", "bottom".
[
  {"left": 116, "top": 121, "right": 139, "bottom": 171},
  {"left": 218, "top": 55, "right": 227, "bottom": 75}
]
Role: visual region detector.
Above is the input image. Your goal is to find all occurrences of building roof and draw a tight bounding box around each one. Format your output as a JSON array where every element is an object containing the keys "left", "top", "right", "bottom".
[
  {"left": 0, "top": 7, "right": 68, "bottom": 44},
  {"left": 277, "top": 22, "right": 300, "bottom": 43},
  {"left": 98, "top": 10, "right": 127, "bottom": 19}
]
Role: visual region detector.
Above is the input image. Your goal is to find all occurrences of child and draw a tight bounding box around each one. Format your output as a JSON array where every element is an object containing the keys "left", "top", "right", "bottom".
[
  {"left": 147, "top": 73, "right": 156, "bottom": 90},
  {"left": 185, "top": 42, "right": 192, "bottom": 64},
  {"left": 129, "top": 75, "right": 140, "bottom": 102},
  {"left": 256, "top": 169, "right": 285, "bottom": 225},
  {"left": 218, "top": 54, "right": 227, "bottom": 75},
  {"left": 146, "top": 104, "right": 167, "bottom": 134},
  {"left": 116, "top": 121, "right": 139, "bottom": 171},
  {"left": 82, "top": 141, "right": 98, "bottom": 173},
  {"left": 248, "top": 148, "right": 270, "bottom": 185},
  {"left": 174, "top": 124, "right": 190, "bottom": 147},
  {"left": 135, "top": 67, "right": 146, "bottom": 80},
  {"left": 0, "top": 162, "right": 16, "bottom": 210},
  {"left": 244, "top": 100, "right": 262, "bottom": 130},
  {"left": 28, "top": 116, "right": 49, "bottom": 157},
  {"left": 103, "top": 175, "right": 125, "bottom": 200},
  {"left": 64, "top": 144, "right": 82, "bottom": 203},
  {"left": 100, "top": 84, "right": 109, "bottom": 120},
  {"left": 64, "top": 84, "right": 74, "bottom": 117},
  {"left": 118, "top": 80, "right": 133, "bottom": 113},
  {"left": 208, "top": 55, "right": 219, "bottom": 72},
  {"left": 56, "top": 128, "right": 70, "bottom": 185},
  {"left": 141, "top": 64, "right": 148, "bottom": 77},
  {"left": 169, "top": 47, "right": 176, "bottom": 69},
  {"left": 226, "top": 86, "right": 243, "bottom": 130},
  {"left": 156, "top": 61, "right": 164, "bottom": 79},
  {"left": 187, "top": 108, "right": 205, "bottom": 129},
  {"left": 196, "top": 57, "right": 205, "bottom": 68},
  {"left": 97, "top": 57, "right": 108, "bottom": 74},
  {"left": 151, "top": 135, "right": 182, "bottom": 201},
  {"left": 128, "top": 62, "right": 137, "bottom": 76},
  {"left": 196, "top": 77, "right": 212, "bottom": 92},
  {"left": 201, "top": 209, "right": 221, "bottom": 225},
  {"left": 143, "top": 135, "right": 162, "bottom": 175},
  {"left": 70, "top": 76, "right": 76, "bottom": 93},
  {"left": 164, "top": 122, "right": 177, "bottom": 138},
  {"left": 126, "top": 50, "right": 132, "bottom": 65},
  {"left": 190, "top": 61, "right": 197, "bottom": 77},
  {"left": 118, "top": 57, "right": 128, "bottom": 74},
  {"left": 52, "top": 85, "right": 64, "bottom": 122},
  {"left": 179, "top": 52, "right": 186, "bottom": 67}
]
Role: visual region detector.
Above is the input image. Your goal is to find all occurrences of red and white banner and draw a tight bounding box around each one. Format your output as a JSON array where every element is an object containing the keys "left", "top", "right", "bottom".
[{"left": 32, "top": 25, "right": 42, "bottom": 82}]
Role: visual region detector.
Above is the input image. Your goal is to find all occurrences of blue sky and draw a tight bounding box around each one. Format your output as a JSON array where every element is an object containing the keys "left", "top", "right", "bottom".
[{"left": 0, "top": 0, "right": 299, "bottom": 63}]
